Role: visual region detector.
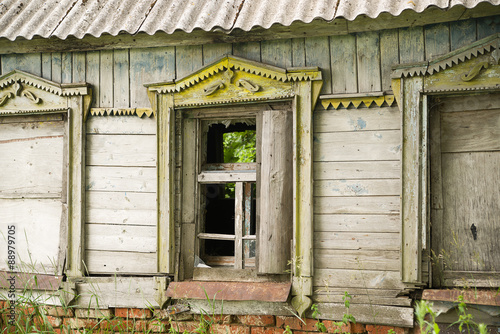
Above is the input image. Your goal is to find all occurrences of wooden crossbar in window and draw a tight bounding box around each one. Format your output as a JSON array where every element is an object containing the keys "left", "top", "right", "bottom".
[
  {"left": 198, "top": 233, "right": 235, "bottom": 240},
  {"left": 197, "top": 170, "right": 256, "bottom": 183},
  {"left": 202, "top": 163, "right": 258, "bottom": 171}
]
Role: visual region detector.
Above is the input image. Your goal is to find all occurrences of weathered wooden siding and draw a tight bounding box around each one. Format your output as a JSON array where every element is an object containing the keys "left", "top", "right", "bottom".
[
  {"left": 85, "top": 116, "right": 157, "bottom": 274},
  {"left": 1, "top": 17, "right": 498, "bottom": 104}
]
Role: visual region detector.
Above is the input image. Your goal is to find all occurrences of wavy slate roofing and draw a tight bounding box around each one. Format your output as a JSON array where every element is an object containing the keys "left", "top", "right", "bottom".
[{"left": 0, "top": 0, "right": 498, "bottom": 41}]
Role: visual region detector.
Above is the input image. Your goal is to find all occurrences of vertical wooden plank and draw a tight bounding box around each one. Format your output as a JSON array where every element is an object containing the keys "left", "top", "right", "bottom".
[
  {"left": 233, "top": 42, "right": 261, "bottom": 62},
  {"left": 86, "top": 51, "right": 100, "bottom": 108},
  {"left": 42, "top": 53, "right": 52, "bottom": 80},
  {"left": 258, "top": 109, "right": 293, "bottom": 274},
  {"left": 477, "top": 16, "right": 500, "bottom": 39},
  {"left": 261, "top": 39, "right": 292, "bottom": 68},
  {"left": 306, "top": 36, "right": 331, "bottom": 95},
  {"left": 73, "top": 52, "right": 86, "bottom": 83},
  {"left": 62, "top": 52, "right": 72, "bottom": 83},
  {"left": 1, "top": 54, "right": 41, "bottom": 76},
  {"left": 130, "top": 47, "right": 176, "bottom": 108},
  {"left": 425, "top": 23, "right": 450, "bottom": 60},
  {"left": 292, "top": 38, "right": 306, "bottom": 67},
  {"left": 100, "top": 50, "right": 113, "bottom": 107},
  {"left": 399, "top": 27, "right": 425, "bottom": 64},
  {"left": 357, "top": 32, "right": 381, "bottom": 93},
  {"left": 52, "top": 53, "right": 62, "bottom": 83},
  {"left": 114, "top": 49, "right": 130, "bottom": 108},
  {"left": 203, "top": 43, "right": 232, "bottom": 65},
  {"left": 329, "top": 35, "right": 356, "bottom": 94},
  {"left": 234, "top": 182, "right": 244, "bottom": 270},
  {"left": 1, "top": 54, "right": 17, "bottom": 73},
  {"left": 243, "top": 182, "right": 252, "bottom": 265},
  {"left": 450, "top": 19, "right": 476, "bottom": 51},
  {"left": 176, "top": 45, "right": 203, "bottom": 80},
  {"left": 380, "top": 30, "right": 399, "bottom": 92}
]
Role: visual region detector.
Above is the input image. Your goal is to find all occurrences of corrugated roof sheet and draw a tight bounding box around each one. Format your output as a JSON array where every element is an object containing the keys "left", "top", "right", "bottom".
[{"left": 0, "top": 0, "right": 498, "bottom": 41}]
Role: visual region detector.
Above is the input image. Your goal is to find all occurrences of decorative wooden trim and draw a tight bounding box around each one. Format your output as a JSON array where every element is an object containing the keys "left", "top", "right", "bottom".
[
  {"left": 393, "top": 33, "right": 500, "bottom": 78},
  {"left": 320, "top": 93, "right": 396, "bottom": 109},
  {"left": 0, "top": 70, "right": 90, "bottom": 97},
  {"left": 0, "top": 107, "right": 68, "bottom": 116},
  {"left": 392, "top": 35, "right": 500, "bottom": 286},
  {"left": 89, "top": 108, "right": 154, "bottom": 118}
]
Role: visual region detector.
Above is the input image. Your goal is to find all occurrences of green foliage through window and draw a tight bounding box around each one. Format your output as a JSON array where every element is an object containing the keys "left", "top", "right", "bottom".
[{"left": 223, "top": 130, "right": 256, "bottom": 163}]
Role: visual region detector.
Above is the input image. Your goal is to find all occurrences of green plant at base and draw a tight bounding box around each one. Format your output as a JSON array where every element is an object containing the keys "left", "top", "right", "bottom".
[
  {"left": 283, "top": 325, "right": 293, "bottom": 334},
  {"left": 311, "top": 304, "right": 327, "bottom": 333}
]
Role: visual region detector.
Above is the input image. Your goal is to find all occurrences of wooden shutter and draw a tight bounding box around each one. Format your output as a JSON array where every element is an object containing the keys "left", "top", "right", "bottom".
[{"left": 258, "top": 109, "right": 293, "bottom": 274}]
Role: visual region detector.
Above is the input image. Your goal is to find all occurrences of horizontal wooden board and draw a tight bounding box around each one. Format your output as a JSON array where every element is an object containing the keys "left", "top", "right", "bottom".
[
  {"left": 74, "top": 276, "right": 158, "bottom": 307},
  {"left": 438, "top": 92, "right": 500, "bottom": 113},
  {"left": 314, "top": 196, "right": 400, "bottom": 214},
  {"left": 86, "top": 166, "right": 156, "bottom": 193},
  {"left": 314, "top": 161, "right": 401, "bottom": 180},
  {"left": 86, "top": 134, "right": 156, "bottom": 167},
  {"left": 85, "top": 250, "right": 157, "bottom": 275},
  {"left": 441, "top": 109, "right": 500, "bottom": 153},
  {"left": 0, "top": 135, "right": 63, "bottom": 197},
  {"left": 0, "top": 120, "right": 64, "bottom": 141},
  {"left": 0, "top": 199, "right": 62, "bottom": 273},
  {"left": 0, "top": 114, "right": 64, "bottom": 124},
  {"left": 313, "top": 294, "right": 411, "bottom": 307},
  {"left": 314, "top": 107, "right": 400, "bottom": 133},
  {"left": 314, "top": 249, "right": 400, "bottom": 271},
  {"left": 313, "top": 286, "right": 402, "bottom": 297},
  {"left": 315, "top": 303, "right": 413, "bottom": 327},
  {"left": 86, "top": 191, "right": 156, "bottom": 210},
  {"left": 314, "top": 179, "right": 400, "bottom": 197},
  {"left": 87, "top": 207, "right": 156, "bottom": 226},
  {"left": 314, "top": 269, "right": 405, "bottom": 290},
  {"left": 86, "top": 224, "right": 156, "bottom": 252},
  {"left": 314, "top": 214, "right": 399, "bottom": 233},
  {"left": 86, "top": 116, "right": 156, "bottom": 135},
  {"left": 314, "top": 232, "right": 400, "bottom": 251},
  {"left": 198, "top": 170, "right": 257, "bottom": 183},
  {"left": 313, "top": 130, "right": 401, "bottom": 162}
]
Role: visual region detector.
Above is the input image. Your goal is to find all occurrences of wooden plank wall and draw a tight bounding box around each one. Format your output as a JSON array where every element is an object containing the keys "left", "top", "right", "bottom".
[
  {"left": 0, "top": 16, "right": 497, "bottom": 303},
  {"left": 85, "top": 116, "right": 157, "bottom": 274}
]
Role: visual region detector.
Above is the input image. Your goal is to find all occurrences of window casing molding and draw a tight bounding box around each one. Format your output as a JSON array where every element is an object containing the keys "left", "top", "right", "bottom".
[
  {"left": 147, "top": 56, "right": 322, "bottom": 315},
  {"left": 391, "top": 33, "right": 500, "bottom": 286}
]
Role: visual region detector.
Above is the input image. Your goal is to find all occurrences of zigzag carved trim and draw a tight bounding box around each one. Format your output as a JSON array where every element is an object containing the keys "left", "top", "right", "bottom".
[
  {"left": 89, "top": 108, "right": 154, "bottom": 117},
  {"left": 321, "top": 94, "right": 396, "bottom": 110}
]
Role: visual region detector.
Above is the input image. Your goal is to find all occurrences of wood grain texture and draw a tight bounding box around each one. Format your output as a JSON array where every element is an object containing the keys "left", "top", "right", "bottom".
[
  {"left": 399, "top": 26, "right": 425, "bottom": 63},
  {"left": 86, "top": 134, "right": 156, "bottom": 167},
  {"left": 314, "top": 269, "right": 405, "bottom": 290},
  {"left": 86, "top": 166, "right": 156, "bottom": 193},
  {"left": 72, "top": 52, "right": 86, "bottom": 83},
  {"left": 86, "top": 51, "right": 100, "bottom": 107},
  {"left": 314, "top": 232, "right": 400, "bottom": 251},
  {"left": 130, "top": 47, "right": 175, "bottom": 107},
  {"left": 41, "top": 53, "right": 52, "bottom": 80},
  {"left": 477, "top": 16, "right": 500, "bottom": 39},
  {"left": 380, "top": 29, "right": 399, "bottom": 91},
  {"left": 203, "top": 43, "right": 232, "bottom": 65},
  {"left": 306, "top": 36, "right": 331, "bottom": 94},
  {"left": 86, "top": 224, "right": 156, "bottom": 252},
  {"left": 314, "top": 179, "right": 400, "bottom": 197},
  {"left": 292, "top": 38, "right": 306, "bottom": 67},
  {"left": 51, "top": 53, "right": 62, "bottom": 83},
  {"left": 86, "top": 115, "right": 156, "bottom": 135},
  {"left": 314, "top": 196, "right": 399, "bottom": 215},
  {"left": 314, "top": 161, "right": 401, "bottom": 180},
  {"left": 261, "top": 39, "right": 292, "bottom": 68},
  {"left": 314, "top": 107, "right": 400, "bottom": 133},
  {"left": 113, "top": 49, "right": 130, "bottom": 108},
  {"left": 357, "top": 32, "right": 381, "bottom": 93},
  {"left": 314, "top": 214, "right": 399, "bottom": 233},
  {"left": 329, "top": 35, "right": 356, "bottom": 94},
  {"left": 0, "top": 199, "right": 63, "bottom": 273},
  {"left": 176, "top": 45, "right": 203, "bottom": 79},
  {"left": 425, "top": 23, "right": 450, "bottom": 60},
  {"left": 1, "top": 53, "right": 42, "bottom": 76},
  {"left": 315, "top": 249, "right": 400, "bottom": 271},
  {"left": 86, "top": 191, "right": 156, "bottom": 211},
  {"left": 100, "top": 50, "right": 113, "bottom": 107},
  {"left": 233, "top": 42, "right": 261, "bottom": 62},
  {"left": 313, "top": 130, "right": 401, "bottom": 162},
  {"left": 450, "top": 19, "right": 476, "bottom": 51},
  {"left": 61, "top": 52, "right": 72, "bottom": 83}
]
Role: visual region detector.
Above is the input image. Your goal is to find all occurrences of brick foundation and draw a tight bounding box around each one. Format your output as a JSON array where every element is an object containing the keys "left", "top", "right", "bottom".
[{"left": 0, "top": 301, "right": 421, "bottom": 334}]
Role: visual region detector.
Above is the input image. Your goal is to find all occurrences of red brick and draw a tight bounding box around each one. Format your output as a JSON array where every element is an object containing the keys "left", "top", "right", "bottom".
[
  {"left": 146, "top": 319, "right": 171, "bottom": 332},
  {"left": 211, "top": 323, "right": 251, "bottom": 334},
  {"left": 100, "top": 319, "right": 135, "bottom": 331},
  {"left": 170, "top": 320, "right": 200, "bottom": 333},
  {"left": 238, "top": 315, "right": 275, "bottom": 327},
  {"left": 115, "top": 308, "right": 153, "bottom": 319},
  {"left": 251, "top": 327, "right": 286, "bottom": 334},
  {"left": 302, "top": 318, "right": 319, "bottom": 332},
  {"left": 63, "top": 317, "right": 99, "bottom": 329},
  {"left": 276, "top": 316, "right": 303, "bottom": 330},
  {"left": 351, "top": 323, "right": 366, "bottom": 333},
  {"left": 366, "top": 325, "right": 407, "bottom": 334},
  {"left": 195, "top": 313, "right": 233, "bottom": 324},
  {"left": 323, "top": 320, "right": 351, "bottom": 333},
  {"left": 45, "top": 315, "right": 63, "bottom": 328}
]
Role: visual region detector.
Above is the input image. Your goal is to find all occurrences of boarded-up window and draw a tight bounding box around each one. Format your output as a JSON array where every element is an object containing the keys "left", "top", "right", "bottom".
[{"left": 0, "top": 114, "right": 66, "bottom": 274}]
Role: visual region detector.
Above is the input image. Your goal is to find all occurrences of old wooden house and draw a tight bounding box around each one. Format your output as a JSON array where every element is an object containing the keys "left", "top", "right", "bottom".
[{"left": 0, "top": 0, "right": 499, "bottom": 330}]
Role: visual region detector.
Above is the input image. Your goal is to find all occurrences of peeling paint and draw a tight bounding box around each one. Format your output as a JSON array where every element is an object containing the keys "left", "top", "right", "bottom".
[{"left": 347, "top": 183, "right": 368, "bottom": 195}]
